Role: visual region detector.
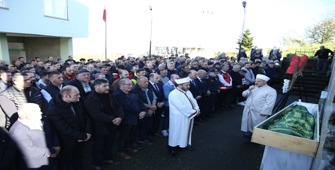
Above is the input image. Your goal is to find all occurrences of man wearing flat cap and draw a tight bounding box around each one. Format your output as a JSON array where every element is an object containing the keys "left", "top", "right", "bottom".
[
  {"left": 67, "top": 68, "right": 92, "bottom": 102},
  {"left": 241, "top": 74, "right": 277, "bottom": 139},
  {"left": 168, "top": 77, "right": 200, "bottom": 156}
]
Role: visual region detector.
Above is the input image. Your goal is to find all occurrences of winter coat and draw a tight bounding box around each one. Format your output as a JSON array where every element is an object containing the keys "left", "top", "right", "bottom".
[
  {"left": 47, "top": 94, "right": 92, "bottom": 144},
  {"left": 84, "top": 91, "right": 124, "bottom": 135},
  {"left": 113, "top": 88, "right": 146, "bottom": 125}
]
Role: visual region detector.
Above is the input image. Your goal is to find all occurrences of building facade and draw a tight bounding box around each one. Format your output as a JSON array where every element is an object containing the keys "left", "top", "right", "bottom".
[{"left": 0, "top": 0, "right": 88, "bottom": 64}]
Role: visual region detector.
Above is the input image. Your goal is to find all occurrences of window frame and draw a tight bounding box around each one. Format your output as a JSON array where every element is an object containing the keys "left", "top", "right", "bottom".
[
  {"left": 0, "top": 0, "right": 7, "bottom": 8},
  {"left": 44, "top": 0, "right": 68, "bottom": 20}
]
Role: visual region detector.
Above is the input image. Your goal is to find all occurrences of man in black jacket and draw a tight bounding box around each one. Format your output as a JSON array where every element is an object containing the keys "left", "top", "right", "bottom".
[
  {"left": 206, "top": 68, "right": 221, "bottom": 113},
  {"left": 113, "top": 78, "right": 146, "bottom": 160},
  {"left": 23, "top": 72, "right": 61, "bottom": 169},
  {"left": 134, "top": 76, "right": 156, "bottom": 145},
  {"left": 314, "top": 45, "right": 334, "bottom": 74},
  {"left": 195, "top": 69, "right": 211, "bottom": 119},
  {"left": 148, "top": 73, "right": 164, "bottom": 136},
  {"left": 84, "top": 78, "right": 124, "bottom": 169},
  {"left": 41, "top": 71, "right": 64, "bottom": 103},
  {"left": 48, "top": 85, "right": 92, "bottom": 170},
  {"left": 230, "top": 65, "right": 246, "bottom": 106},
  {"left": 67, "top": 68, "right": 92, "bottom": 102}
]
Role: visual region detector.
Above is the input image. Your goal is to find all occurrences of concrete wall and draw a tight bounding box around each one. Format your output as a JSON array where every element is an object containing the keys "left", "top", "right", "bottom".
[
  {"left": 8, "top": 42, "right": 26, "bottom": 64},
  {"left": 7, "top": 37, "right": 62, "bottom": 63},
  {"left": 60, "top": 37, "right": 73, "bottom": 61},
  {"left": 0, "top": 34, "right": 10, "bottom": 64},
  {"left": 23, "top": 37, "right": 60, "bottom": 62},
  {"left": 0, "top": 0, "right": 88, "bottom": 38}
]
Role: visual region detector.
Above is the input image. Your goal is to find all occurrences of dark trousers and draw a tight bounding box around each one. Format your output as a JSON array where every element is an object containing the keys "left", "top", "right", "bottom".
[
  {"left": 238, "top": 87, "right": 248, "bottom": 102},
  {"left": 208, "top": 93, "right": 218, "bottom": 113},
  {"left": 162, "top": 107, "right": 169, "bottom": 131},
  {"left": 0, "top": 128, "right": 17, "bottom": 170},
  {"left": 317, "top": 58, "right": 328, "bottom": 73},
  {"left": 58, "top": 140, "right": 87, "bottom": 170},
  {"left": 91, "top": 131, "right": 116, "bottom": 166},
  {"left": 215, "top": 92, "right": 223, "bottom": 110},
  {"left": 138, "top": 115, "right": 153, "bottom": 141},
  {"left": 218, "top": 89, "right": 232, "bottom": 107},
  {"left": 151, "top": 107, "right": 163, "bottom": 134},
  {"left": 198, "top": 96, "right": 210, "bottom": 118},
  {"left": 117, "top": 124, "right": 137, "bottom": 152},
  {"left": 230, "top": 87, "right": 246, "bottom": 104}
]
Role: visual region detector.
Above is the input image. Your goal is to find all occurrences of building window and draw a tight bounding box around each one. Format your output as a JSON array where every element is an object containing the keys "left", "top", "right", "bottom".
[
  {"left": 0, "top": 0, "right": 6, "bottom": 7},
  {"left": 44, "top": 0, "right": 68, "bottom": 19}
]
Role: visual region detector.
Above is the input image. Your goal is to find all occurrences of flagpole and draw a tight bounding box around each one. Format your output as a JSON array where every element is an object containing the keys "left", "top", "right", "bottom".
[
  {"left": 105, "top": 16, "right": 107, "bottom": 61},
  {"left": 148, "top": 6, "right": 152, "bottom": 58},
  {"left": 103, "top": 6, "right": 107, "bottom": 61}
]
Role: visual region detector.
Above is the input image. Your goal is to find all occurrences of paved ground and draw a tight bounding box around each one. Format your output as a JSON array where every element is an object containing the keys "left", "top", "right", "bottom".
[{"left": 107, "top": 94, "right": 318, "bottom": 170}]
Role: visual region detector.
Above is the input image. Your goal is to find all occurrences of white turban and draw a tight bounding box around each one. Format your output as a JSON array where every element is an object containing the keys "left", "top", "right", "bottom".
[
  {"left": 256, "top": 74, "right": 270, "bottom": 82},
  {"left": 175, "top": 77, "right": 191, "bottom": 85},
  {"left": 18, "top": 103, "right": 41, "bottom": 118}
]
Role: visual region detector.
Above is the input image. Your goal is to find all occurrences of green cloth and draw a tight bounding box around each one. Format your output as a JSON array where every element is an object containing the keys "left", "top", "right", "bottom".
[{"left": 267, "top": 105, "right": 315, "bottom": 139}]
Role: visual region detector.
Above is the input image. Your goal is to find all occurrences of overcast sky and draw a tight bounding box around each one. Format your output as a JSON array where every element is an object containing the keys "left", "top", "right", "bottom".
[{"left": 73, "top": 0, "right": 335, "bottom": 56}]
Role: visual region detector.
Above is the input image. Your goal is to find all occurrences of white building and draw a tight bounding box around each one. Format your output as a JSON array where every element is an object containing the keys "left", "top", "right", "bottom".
[{"left": 0, "top": 0, "right": 88, "bottom": 64}]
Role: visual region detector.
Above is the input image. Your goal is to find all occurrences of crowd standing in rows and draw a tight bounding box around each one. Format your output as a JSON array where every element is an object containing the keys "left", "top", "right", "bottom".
[{"left": 0, "top": 49, "right": 282, "bottom": 170}]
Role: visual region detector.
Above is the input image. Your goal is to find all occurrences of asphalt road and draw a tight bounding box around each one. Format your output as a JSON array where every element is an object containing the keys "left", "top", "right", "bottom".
[
  {"left": 112, "top": 105, "right": 264, "bottom": 170},
  {"left": 106, "top": 94, "right": 318, "bottom": 170}
]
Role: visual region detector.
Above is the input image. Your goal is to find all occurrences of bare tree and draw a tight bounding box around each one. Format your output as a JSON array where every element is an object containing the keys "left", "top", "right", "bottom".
[
  {"left": 281, "top": 36, "right": 306, "bottom": 46},
  {"left": 306, "top": 16, "right": 335, "bottom": 44}
]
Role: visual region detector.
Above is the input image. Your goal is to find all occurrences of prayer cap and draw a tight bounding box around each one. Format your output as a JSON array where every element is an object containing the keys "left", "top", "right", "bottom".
[
  {"left": 256, "top": 74, "right": 270, "bottom": 82},
  {"left": 175, "top": 77, "right": 191, "bottom": 85}
]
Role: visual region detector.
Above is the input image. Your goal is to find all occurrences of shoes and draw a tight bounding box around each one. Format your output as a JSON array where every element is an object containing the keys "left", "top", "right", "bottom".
[
  {"left": 92, "top": 165, "right": 106, "bottom": 170},
  {"left": 196, "top": 118, "right": 205, "bottom": 122},
  {"left": 202, "top": 117, "right": 208, "bottom": 121},
  {"left": 222, "top": 107, "right": 231, "bottom": 111},
  {"left": 207, "top": 115, "right": 215, "bottom": 118},
  {"left": 168, "top": 148, "right": 178, "bottom": 156},
  {"left": 238, "top": 102, "right": 246, "bottom": 106},
  {"left": 125, "top": 147, "right": 138, "bottom": 153},
  {"left": 104, "top": 159, "right": 120, "bottom": 166},
  {"left": 228, "top": 106, "right": 236, "bottom": 109},
  {"left": 119, "top": 152, "right": 131, "bottom": 160},
  {"left": 161, "top": 130, "right": 169, "bottom": 137},
  {"left": 243, "top": 133, "right": 252, "bottom": 140},
  {"left": 154, "top": 132, "right": 162, "bottom": 137},
  {"left": 186, "top": 145, "right": 195, "bottom": 151},
  {"left": 138, "top": 139, "right": 153, "bottom": 145}
]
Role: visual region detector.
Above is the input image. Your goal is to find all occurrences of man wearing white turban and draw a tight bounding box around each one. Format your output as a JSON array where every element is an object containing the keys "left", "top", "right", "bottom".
[
  {"left": 168, "top": 77, "right": 200, "bottom": 156},
  {"left": 241, "top": 74, "right": 277, "bottom": 139}
]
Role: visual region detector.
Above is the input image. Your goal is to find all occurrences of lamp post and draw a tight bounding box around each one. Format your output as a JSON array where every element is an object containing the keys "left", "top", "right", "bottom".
[
  {"left": 239, "top": 1, "right": 247, "bottom": 53},
  {"left": 202, "top": 10, "right": 213, "bottom": 57},
  {"left": 148, "top": 5, "right": 153, "bottom": 58}
]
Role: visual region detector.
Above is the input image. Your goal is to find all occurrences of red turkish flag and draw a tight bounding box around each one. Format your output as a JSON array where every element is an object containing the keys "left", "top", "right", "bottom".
[{"left": 103, "top": 8, "right": 106, "bottom": 22}]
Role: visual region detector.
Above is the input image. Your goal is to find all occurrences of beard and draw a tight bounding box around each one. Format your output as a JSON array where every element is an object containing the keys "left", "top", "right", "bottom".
[{"left": 180, "top": 86, "right": 189, "bottom": 91}]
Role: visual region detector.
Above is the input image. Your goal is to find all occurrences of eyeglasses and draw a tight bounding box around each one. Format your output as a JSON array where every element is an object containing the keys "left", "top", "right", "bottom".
[{"left": 123, "top": 83, "right": 133, "bottom": 86}]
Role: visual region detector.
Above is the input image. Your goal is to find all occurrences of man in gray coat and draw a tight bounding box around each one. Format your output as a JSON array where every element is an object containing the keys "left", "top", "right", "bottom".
[{"left": 10, "top": 103, "right": 57, "bottom": 169}]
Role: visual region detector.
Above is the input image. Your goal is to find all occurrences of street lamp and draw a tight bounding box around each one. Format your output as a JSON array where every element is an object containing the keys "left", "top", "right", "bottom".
[
  {"left": 148, "top": 5, "right": 153, "bottom": 58},
  {"left": 202, "top": 10, "right": 214, "bottom": 57},
  {"left": 239, "top": 1, "right": 247, "bottom": 53}
]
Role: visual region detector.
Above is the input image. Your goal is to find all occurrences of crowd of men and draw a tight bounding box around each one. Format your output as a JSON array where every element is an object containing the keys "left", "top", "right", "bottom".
[{"left": 0, "top": 51, "right": 283, "bottom": 170}]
